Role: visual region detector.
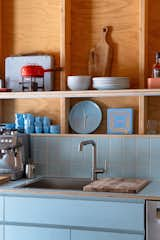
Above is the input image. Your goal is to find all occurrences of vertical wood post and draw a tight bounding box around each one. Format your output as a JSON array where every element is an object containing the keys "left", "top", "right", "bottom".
[
  {"left": 139, "top": 0, "right": 148, "bottom": 88},
  {"left": 60, "top": 98, "right": 70, "bottom": 134},
  {"left": 60, "top": 0, "right": 71, "bottom": 90},
  {"left": 139, "top": 96, "right": 148, "bottom": 134}
]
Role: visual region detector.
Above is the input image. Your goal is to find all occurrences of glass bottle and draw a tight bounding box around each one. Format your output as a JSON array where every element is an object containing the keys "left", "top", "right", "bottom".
[{"left": 153, "top": 52, "right": 160, "bottom": 78}]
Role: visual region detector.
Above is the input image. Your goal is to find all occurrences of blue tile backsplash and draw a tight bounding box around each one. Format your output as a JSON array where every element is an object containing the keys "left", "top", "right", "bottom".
[{"left": 30, "top": 136, "right": 160, "bottom": 181}]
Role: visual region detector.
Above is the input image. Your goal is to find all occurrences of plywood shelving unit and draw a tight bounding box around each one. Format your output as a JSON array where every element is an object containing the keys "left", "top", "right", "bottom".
[{"left": 0, "top": 0, "right": 159, "bottom": 136}]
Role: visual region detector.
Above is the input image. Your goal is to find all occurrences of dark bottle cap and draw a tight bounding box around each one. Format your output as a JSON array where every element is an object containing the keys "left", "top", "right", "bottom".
[{"left": 156, "top": 52, "right": 160, "bottom": 59}]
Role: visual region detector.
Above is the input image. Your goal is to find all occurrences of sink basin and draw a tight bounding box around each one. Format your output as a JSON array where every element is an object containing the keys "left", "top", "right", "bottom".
[{"left": 18, "top": 177, "right": 91, "bottom": 191}]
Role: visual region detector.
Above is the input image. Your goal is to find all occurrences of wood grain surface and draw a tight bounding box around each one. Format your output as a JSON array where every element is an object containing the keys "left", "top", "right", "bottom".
[
  {"left": 147, "top": 96, "right": 160, "bottom": 133},
  {"left": 60, "top": 0, "right": 71, "bottom": 90},
  {"left": 0, "top": 176, "right": 10, "bottom": 185},
  {"left": 60, "top": 98, "right": 70, "bottom": 134},
  {"left": 83, "top": 178, "right": 149, "bottom": 193},
  {"left": 139, "top": 0, "right": 148, "bottom": 88},
  {"left": 148, "top": 0, "right": 160, "bottom": 79},
  {"left": 2, "top": 99, "right": 60, "bottom": 124},
  {"left": 2, "top": 0, "right": 61, "bottom": 90},
  {"left": 0, "top": 0, "right": 2, "bottom": 75},
  {"left": 139, "top": 96, "right": 148, "bottom": 134},
  {"left": 71, "top": 0, "right": 139, "bottom": 88}
]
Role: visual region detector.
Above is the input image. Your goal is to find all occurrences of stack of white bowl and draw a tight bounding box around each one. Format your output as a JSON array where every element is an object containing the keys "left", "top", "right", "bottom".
[{"left": 92, "top": 77, "right": 130, "bottom": 90}]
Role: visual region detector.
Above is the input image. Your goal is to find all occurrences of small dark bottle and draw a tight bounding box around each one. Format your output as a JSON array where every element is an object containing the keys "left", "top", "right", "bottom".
[{"left": 153, "top": 52, "right": 160, "bottom": 78}]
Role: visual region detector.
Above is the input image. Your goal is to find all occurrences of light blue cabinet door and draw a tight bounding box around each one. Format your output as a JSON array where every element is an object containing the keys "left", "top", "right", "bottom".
[
  {"left": 71, "top": 230, "right": 144, "bottom": 240},
  {"left": 5, "top": 225, "right": 70, "bottom": 240},
  {"left": 0, "top": 197, "right": 3, "bottom": 221},
  {"left": 0, "top": 225, "right": 3, "bottom": 239},
  {"left": 5, "top": 197, "right": 144, "bottom": 232}
]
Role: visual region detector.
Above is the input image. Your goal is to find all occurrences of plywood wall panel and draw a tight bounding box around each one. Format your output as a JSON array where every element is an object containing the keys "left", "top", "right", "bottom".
[
  {"left": 2, "top": 0, "right": 61, "bottom": 89},
  {"left": 2, "top": 0, "right": 60, "bottom": 56},
  {"left": 148, "top": 0, "right": 160, "bottom": 78},
  {"left": 0, "top": 0, "right": 2, "bottom": 74},
  {"left": 71, "top": 0, "right": 139, "bottom": 88},
  {"left": 2, "top": 99, "right": 60, "bottom": 124}
]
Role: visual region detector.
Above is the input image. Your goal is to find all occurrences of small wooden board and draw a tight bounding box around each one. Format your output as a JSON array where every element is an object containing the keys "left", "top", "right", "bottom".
[
  {"left": 88, "top": 26, "right": 113, "bottom": 77},
  {"left": 83, "top": 178, "right": 149, "bottom": 193},
  {"left": 0, "top": 176, "right": 10, "bottom": 185}
]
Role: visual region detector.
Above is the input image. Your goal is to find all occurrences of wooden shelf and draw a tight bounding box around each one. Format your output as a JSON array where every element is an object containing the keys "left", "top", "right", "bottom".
[
  {"left": 0, "top": 90, "right": 159, "bottom": 136},
  {"left": 0, "top": 1, "right": 158, "bottom": 137},
  {"left": 30, "top": 134, "right": 148, "bottom": 137},
  {"left": 31, "top": 133, "right": 160, "bottom": 137},
  {"left": 1, "top": 89, "right": 160, "bottom": 99}
]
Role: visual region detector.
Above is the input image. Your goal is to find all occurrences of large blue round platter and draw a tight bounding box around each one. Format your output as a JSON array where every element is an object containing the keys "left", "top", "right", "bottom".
[{"left": 69, "top": 100, "right": 102, "bottom": 134}]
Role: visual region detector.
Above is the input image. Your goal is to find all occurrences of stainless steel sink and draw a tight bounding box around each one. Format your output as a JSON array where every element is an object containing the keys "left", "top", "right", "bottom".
[{"left": 18, "top": 177, "right": 91, "bottom": 190}]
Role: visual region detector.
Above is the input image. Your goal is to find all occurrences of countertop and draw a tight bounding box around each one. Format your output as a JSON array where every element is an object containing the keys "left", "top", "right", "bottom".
[{"left": 0, "top": 177, "right": 159, "bottom": 201}]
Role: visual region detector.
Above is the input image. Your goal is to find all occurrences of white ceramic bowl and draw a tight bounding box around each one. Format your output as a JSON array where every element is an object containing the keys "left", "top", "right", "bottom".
[{"left": 67, "top": 76, "right": 91, "bottom": 91}]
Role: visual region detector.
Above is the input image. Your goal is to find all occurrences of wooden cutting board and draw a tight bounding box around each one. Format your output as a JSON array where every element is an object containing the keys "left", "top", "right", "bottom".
[
  {"left": 83, "top": 178, "right": 149, "bottom": 193},
  {"left": 0, "top": 176, "right": 10, "bottom": 185},
  {"left": 88, "top": 26, "right": 113, "bottom": 77},
  {"left": 0, "top": 176, "right": 10, "bottom": 184}
]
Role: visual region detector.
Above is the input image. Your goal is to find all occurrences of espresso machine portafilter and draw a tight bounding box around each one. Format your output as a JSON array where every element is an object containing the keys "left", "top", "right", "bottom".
[{"left": 0, "top": 131, "right": 24, "bottom": 180}]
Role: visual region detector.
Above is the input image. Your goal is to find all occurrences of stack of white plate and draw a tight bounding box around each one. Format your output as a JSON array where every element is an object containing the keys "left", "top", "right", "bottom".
[{"left": 92, "top": 77, "right": 130, "bottom": 90}]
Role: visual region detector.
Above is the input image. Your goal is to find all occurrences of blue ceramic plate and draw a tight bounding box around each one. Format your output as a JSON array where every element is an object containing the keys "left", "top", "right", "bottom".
[{"left": 69, "top": 101, "right": 102, "bottom": 134}]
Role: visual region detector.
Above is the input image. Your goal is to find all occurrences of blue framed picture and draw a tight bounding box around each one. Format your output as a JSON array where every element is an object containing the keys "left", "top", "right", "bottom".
[{"left": 107, "top": 108, "right": 134, "bottom": 134}]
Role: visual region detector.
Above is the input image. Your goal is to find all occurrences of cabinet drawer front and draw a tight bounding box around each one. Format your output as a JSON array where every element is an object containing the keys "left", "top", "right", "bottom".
[
  {"left": 5, "top": 225, "right": 70, "bottom": 240},
  {"left": 5, "top": 197, "right": 144, "bottom": 232},
  {"left": 0, "top": 197, "right": 3, "bottom": 221},
  {"left": 71, "top": 230, "right": 144, "bottom": 240}
]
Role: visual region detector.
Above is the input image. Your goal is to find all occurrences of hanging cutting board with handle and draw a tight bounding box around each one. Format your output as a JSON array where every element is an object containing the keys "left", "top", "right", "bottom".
[
  {"left": 88, "top": 26, "right": 113, "bottom": 77},
  {"left": 83, "top": 178, "right": 149, "bottom": 193}
]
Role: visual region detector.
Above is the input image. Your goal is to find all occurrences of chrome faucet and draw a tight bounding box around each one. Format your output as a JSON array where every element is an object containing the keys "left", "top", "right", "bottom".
[{"left": 78, "top": 140, "right": 104, "bottom": 181}]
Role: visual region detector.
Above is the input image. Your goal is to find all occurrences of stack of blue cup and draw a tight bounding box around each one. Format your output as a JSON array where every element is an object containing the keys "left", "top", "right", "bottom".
[
  {"left": 35, "top": 117, "right": 43, "bottom": 133},
  {"left": 43, "top": 117, "right": 51, "bottom": 133},
  {"left": 15, "top": 113, "right": 24, "bottom": 133},
  {"left": 23, "top": 113, "right": 35, "bottom": 134},
  {"left": 50, "top": 125, "right": 61, "bottom": 134}
]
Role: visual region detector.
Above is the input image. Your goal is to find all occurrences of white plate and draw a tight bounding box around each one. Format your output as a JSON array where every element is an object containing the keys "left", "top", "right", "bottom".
[
  {"left": 93, "top": 82, "right": 129, "bottom": 86},
  {"left": 93, "top": 80, "right": 129, "bottom": 84},
  {"left": 92, "top": 77, "right": 129, "bottom": 81},
  {"left": 93, "top": 79, "right": 129, "bottom": 83},
  {"left": 93, "top": 84, "right": 129, "bottom": 90},
  {"left": 93, "top": 83, "right": 129, "bottom": 87}
]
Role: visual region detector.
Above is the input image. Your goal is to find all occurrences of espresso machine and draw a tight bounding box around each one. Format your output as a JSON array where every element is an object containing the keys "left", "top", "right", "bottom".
[{"left": 0, "top": 131, "right": 25, "bottom": 180}]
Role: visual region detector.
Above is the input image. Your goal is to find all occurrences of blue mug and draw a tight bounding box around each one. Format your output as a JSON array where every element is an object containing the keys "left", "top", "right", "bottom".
[
  {"left": 35, "top": 116, "right": 43, "bottom": 133},
  {"left": 43, "top": 117, "right": 51, "bottom": 125},
  {"left": 50, "top": 125, "right": 60, "bottom": 134},
  {"left": 25, "top": 126, "right": 35, "bottom": 134},
  {"left": 23, "top": 113, "right": 35, "bottom": 134},
  {"left": 15, "top": 113, "right": 24, "bottom": 132},
  {"left": 35, "top": 126, "right": 43, "bottom": 134},
  {"left": 43, "top": 116, "right": 51, "bottom": 133}
]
